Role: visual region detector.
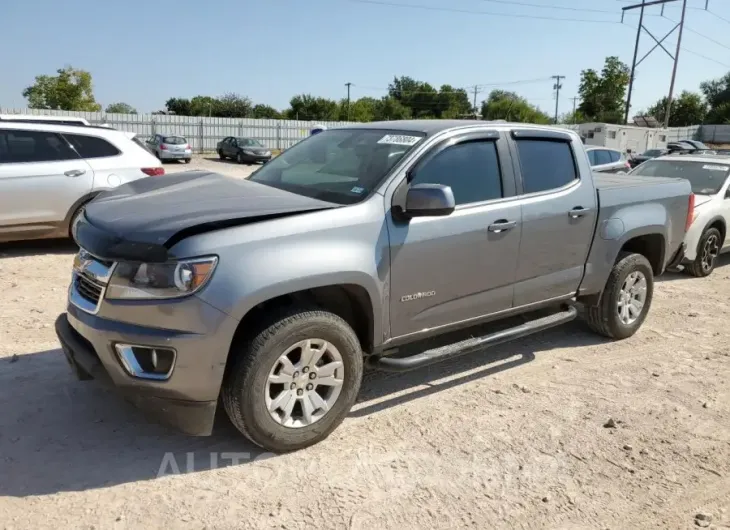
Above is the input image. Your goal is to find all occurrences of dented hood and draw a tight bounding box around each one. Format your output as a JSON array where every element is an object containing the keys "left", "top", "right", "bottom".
[{"left": 74, "top": 170, "right": 336, "bottom": 262}]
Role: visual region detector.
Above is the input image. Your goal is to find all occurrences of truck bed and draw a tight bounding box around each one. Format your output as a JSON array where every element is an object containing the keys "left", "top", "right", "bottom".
[{"left": 593, "top": 173, "right": 689, "bottom": 209}]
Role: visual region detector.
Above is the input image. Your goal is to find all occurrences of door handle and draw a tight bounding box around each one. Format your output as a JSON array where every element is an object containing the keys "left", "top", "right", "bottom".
[
  {"left": 64, "top": 169, "right": 86, "bottom": 178},
  {"left": 568, "top": 207, "right": 591, "bottom": 219},
  {"left": 488, "top": 220, "right": 517, "bottom": 233}
]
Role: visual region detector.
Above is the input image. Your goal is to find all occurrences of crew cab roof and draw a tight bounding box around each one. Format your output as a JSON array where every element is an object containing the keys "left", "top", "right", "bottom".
[{"left": 335, "top": 120, "right": 574, "bottom": 137}]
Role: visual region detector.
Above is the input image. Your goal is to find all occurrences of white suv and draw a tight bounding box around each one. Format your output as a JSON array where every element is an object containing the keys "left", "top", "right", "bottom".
[{"left": 0, "top": 120, "right": 164, "bottom": 243}]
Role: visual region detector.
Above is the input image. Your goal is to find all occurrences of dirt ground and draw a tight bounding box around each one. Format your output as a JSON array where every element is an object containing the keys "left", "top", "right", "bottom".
[
  {"left": 1, "top": 166, "right": 730, "bottom": 528},
  {"left": 164, "top": 154, "right": 262, "bottom": 179}
]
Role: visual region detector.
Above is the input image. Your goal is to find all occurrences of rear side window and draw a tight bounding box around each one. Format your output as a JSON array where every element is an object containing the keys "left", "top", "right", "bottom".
[
  {"left": 594, "top": 149, "right": 612, "bottom": 165},
  {"left": 609, "top": 150, "right": 621, "bottom": 163},
  {"left": 587, "top": 150, "right": 597, "bottom": 165},
  {"left": 515, "top": 139, "right": 577, "bottom": 194},
  {"left": 411, "top": 140, "right": 502, "bottom": 205},
  {"left": 0, "top": 129, "right": 78, "bottom": 163},
  {"left": 64, "top": 133, "right": 121, "bottom": 158},
  {"left": 163, "top": 136, "right": 187, "bottom": 145}
]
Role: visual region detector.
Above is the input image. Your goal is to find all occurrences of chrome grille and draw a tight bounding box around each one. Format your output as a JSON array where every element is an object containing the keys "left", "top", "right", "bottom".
[
  {"left": 69, "top": 248, "right": 115, "bottom": 314},
  {"left": 75, "top": 274, "right": 104, "bottom": 305}
]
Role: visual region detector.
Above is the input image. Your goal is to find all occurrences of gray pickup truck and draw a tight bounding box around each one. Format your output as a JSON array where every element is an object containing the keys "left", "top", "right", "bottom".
[{"left": 55, "top": 121, "right": 692, "bottom": 453}]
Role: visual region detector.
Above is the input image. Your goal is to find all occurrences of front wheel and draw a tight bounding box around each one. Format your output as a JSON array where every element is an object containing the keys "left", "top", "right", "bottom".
[
  {"left": 218, "top": 149, "right": 225, "bottom": 160},
  {"left": 236, "top": 152, "right": 244, "bottom": 164},
  {"left": 585, "top": 252, "right": 654, "bottom": 339},
  {"left": 686, "top": 227, "right": 722, "bottom": 277},
  {"left": 222, "top": 307, "right": 363, "bottom": 453}
]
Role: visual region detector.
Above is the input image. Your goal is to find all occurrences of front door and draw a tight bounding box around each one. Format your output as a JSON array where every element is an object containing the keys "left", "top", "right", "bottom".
[
  {"left": 509, "top": 131, "right": 598, "bottom": 307},
  {"left": 0, "top": 128, "right": 93, "bottom": 230},
  {"left": 387, "top": 133, "right": 522, "bottom": 339}
]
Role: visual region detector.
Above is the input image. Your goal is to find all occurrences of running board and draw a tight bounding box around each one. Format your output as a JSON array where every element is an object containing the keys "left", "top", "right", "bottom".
[{"left": 368, "top": 306, "right": 578, "bottom": 373}]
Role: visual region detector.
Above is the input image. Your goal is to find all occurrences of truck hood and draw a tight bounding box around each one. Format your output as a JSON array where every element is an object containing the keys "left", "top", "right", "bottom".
[{"left": 74, "top": 170, "right": 337, "bottom": 262}]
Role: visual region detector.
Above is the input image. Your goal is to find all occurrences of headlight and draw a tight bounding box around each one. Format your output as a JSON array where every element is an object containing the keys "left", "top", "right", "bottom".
[{"left": 106, "top": 256, "right": 218, "bottom": 300}]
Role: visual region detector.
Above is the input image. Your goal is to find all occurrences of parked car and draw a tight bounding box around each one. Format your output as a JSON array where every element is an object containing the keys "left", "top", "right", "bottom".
[
  {"left": 628, "top": 148, "right": 669, "bottom": 168},
  {"left": 681, "top": 140, "right": 710, "bottom": 150},
  {"left": 629, "top": 154, "right": 730, "bottom": 277},
  {"left": 0, "top": 121, "right": 164, "bottom": 243},
  {"left": 145, "top": 134, "right": 192, "bottom": 163},
  {"left": 667, "top": 141, "right": 698, "bottom": 154},
  {"left": 716, "top": 149, "right": 730, "bottom": 156},
  {"left": 585, "top": 146, "right": 631, "bottom": 173},
  {"left": 217, "top": 137, "right": 272, "bottom": 164},
  {"left": 56, "top": 120, "right": 691, "bottom": 453}
]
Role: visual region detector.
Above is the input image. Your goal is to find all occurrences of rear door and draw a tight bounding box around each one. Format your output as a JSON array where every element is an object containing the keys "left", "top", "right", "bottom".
[
  {"left": 387, "top": 130, "right": 523, "bottom": 339},
  {"left": 0, "top": 128, "right": 94, "bottom": 229},
  {"left": 592, "top": 149, "right": 614, "bottom": 172},
  {"left": 509, "top": 129, "right": 598, "bottom": 307}
]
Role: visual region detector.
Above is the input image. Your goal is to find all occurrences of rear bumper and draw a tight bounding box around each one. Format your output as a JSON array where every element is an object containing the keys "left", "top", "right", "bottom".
[
  {"left": 158, "top": 150, "right": 192, "bottom": 160},
  {"left": 55, "top": 312, "right": 218, "bottom": 436}
]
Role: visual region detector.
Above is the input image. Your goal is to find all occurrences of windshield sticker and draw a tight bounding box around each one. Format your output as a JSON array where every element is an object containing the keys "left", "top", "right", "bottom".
[
  {"left": 350, "top": 186, "right": 365, "bottom": 194},
  {"left": 377, "top": 134, "right": 421, "bottom": 146},
  {"left": 703, "top": 164, "right": 729, "bottom": 172}
]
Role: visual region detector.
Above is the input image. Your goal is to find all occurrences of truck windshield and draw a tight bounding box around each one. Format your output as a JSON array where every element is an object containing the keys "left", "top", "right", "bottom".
[
  {"left": 248, "top": 129, "right": 425, "bottom": 204},
  {"left": 631, "top": 159, "right": 730, "bottom": 195}
]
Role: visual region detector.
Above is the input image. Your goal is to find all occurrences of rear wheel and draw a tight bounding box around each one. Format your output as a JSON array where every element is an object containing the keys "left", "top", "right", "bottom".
[
  {"left": 67, "top": 203, "right": 88, "bottom": 239},
  {"left": 686, "top": 227, "right": 722, "bottom": 277},
  {"left": 218, "top": 149, "right": 225, "bottom": 160},
  {"left": 184, "top": 158, "right": 191, "bottom": 164},
  {"left": 585, "top": 252, "right": 653, "bottom": 339},
  {"left": 222, "top": 307, "right": 363, "bottom": 453}
]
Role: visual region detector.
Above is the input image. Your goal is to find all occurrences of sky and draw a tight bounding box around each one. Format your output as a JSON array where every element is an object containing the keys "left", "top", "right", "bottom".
[{"left": 2, "top": 0, "right": 730, "bottom": 118}]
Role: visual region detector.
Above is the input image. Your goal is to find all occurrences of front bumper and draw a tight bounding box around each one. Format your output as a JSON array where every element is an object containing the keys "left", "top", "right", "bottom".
[
  {"left": 55, "top": 302, "right": 237, "bottom": 436},
  {"left": 240, "top": 152, "right": 272, "bottom": 163}
]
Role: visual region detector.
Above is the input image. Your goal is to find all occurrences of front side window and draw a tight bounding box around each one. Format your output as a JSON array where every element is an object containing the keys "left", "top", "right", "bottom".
[
  {"left": 594, "top": 149, "right": 612, "bottom": 165},
  {"left": 248, "top": 128, "right": 425, "bottom": 205},
  {"left": 0, "top": 129, "right": 78, "bottom": 163},
  {"left": 587, "top": 150, "right": 597, "bottom": 166},
  {"left": 631, "top": 159, "right": 730, "bottom": 195},
  {"left": 515, "top": 139, "right": 577, "bottom": 194},
  {"left": 609, "top": 150, "right": 621, "bottom": 163},
  {"left": 64, "top": 133, "right": 121, "bottom": 159},
  {"left": 410, "top": 140, "right": 502, "bottom": 205}
]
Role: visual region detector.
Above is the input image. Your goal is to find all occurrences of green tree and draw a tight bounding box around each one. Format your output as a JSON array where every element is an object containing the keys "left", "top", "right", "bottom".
[
  {"left": 165, "top": 97, "right": 191, "bottom": 115},
  {"left": 22, "top": 66, "right": 101, "bottom": 111},
  {"left": 216, "top": 93, "right": 252, "bottom": 118},
  {"left": 337, "top": 97, "right": 378, "bottom": 122},
  {"left": 251, "top": 104, "right": 282, "bottom": 119},
  {"left": 373, "top": 96, "right": 412, "bottom": 121},
  {"left": 578, "top": 56, "right": 630, "bottom": 123},
  {"left": 647, "top": 91, "right": 707, "bottom": 126},
  {"left": 189, "top": 96, "right": 220, "bottom": 117},
  {"left": 285, "top": 94, "right": 339, "bottom": 121},
  {"left": 480, "top": 90, "right": 551, "bottom": 124},
  {"left": 701, "top": 72, "right": 730, "bottom": 123},
  {"left": 105, "top": 102, "right": 137, "bottom": 114}
]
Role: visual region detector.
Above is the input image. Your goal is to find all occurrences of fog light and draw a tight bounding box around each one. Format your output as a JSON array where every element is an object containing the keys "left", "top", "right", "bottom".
[{"left": 114, "top": 343, "right": 176, "bottom": 380}]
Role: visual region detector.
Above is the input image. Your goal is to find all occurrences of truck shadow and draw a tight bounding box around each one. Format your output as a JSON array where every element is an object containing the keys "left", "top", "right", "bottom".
[
  {"left": 0, "top": 239, "right": 77, "bottom": 258},
  {"left": 656, "top": 253, "right": 730, "bottom": 282},
  {"left": 0, "top": 320, "right": 609, "bottom": 498},
  {"left": 353, "top": 319, "right": 608, "bottom": 417}
]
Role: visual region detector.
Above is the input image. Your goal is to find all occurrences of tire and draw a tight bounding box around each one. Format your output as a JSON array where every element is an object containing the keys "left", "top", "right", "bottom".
[
  {"left": 585, "top": 251, "right": 654, "bottom": 340},
  {"left": 686, "top": 227, "right": 722, "bottom": 278},
  {"left": 222, "top": 307, "right": 363, "bottom": 453},
  {"left": 184, "top": 158, "right": 191, "bottom": 164},
  {"left": 67, "top": 201, "right": 90, "bottom": 239},
  {"left": 236, "top": 152, "right": 244, "bottom": 164},
  {"left": 218, "top": 149, "right": 225, "bottom": 160}
]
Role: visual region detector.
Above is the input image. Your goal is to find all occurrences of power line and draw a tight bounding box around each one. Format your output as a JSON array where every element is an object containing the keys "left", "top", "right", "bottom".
[
  {"left": 348, "top": 0, "right": 621, "bottom": 23},
  {"left": 706, "top": 9, "right": 730, "bottom": 26},
  {"left": 473, "top": 0, "right": 618, "bottom": 14}
]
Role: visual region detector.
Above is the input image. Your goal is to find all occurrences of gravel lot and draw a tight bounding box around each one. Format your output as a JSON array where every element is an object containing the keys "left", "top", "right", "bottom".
[
  {"left": 164, "top": 154, "right": 261, "bottom": 179},
  {"left": 1, "top": 163, "right": 730, "bottom": 528}
]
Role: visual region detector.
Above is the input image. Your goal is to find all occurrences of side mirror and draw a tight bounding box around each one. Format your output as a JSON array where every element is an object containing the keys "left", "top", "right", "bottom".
[
  {"left": 725, "top": 189, "right": 730, "bottom": 200},
  {"left": 626, "top": 148, "right": 632, "bottom": 154},
  {"left": 404, "top": 183, "right": 456, "bottom": 217}
]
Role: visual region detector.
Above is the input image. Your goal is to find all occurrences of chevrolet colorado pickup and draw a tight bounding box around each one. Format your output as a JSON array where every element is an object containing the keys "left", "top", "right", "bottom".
[{"left": 55, "top": 121, "right": 693, "bottom": 453}]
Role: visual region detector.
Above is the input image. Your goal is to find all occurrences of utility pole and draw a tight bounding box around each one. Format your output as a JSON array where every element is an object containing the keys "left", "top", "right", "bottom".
[
  {"left": 621, "top": 0, "right": 683, "bottom": 124},
  {"left": 571, "top": 97, "right": 579, "bottom": 123},
  {"left": 664, "top": 0, "right": 688, "bottom": 127},
  {"left": 472, "top": 86, "right": 480, "bottom": 118},
  {"left": 552, "top": 75, "right": 565, "bottom": 124},
  {"left": 345, "top": 82, "right": 352, "bottom": 121}
]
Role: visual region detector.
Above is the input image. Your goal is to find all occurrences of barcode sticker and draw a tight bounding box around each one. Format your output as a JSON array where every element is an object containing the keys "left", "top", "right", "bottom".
[
  {"left": 703, "top": 164, "right": 729, "bottom": 171},
  {"left": 377, "top": 134, "right": 421, "bottom": 146}
]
